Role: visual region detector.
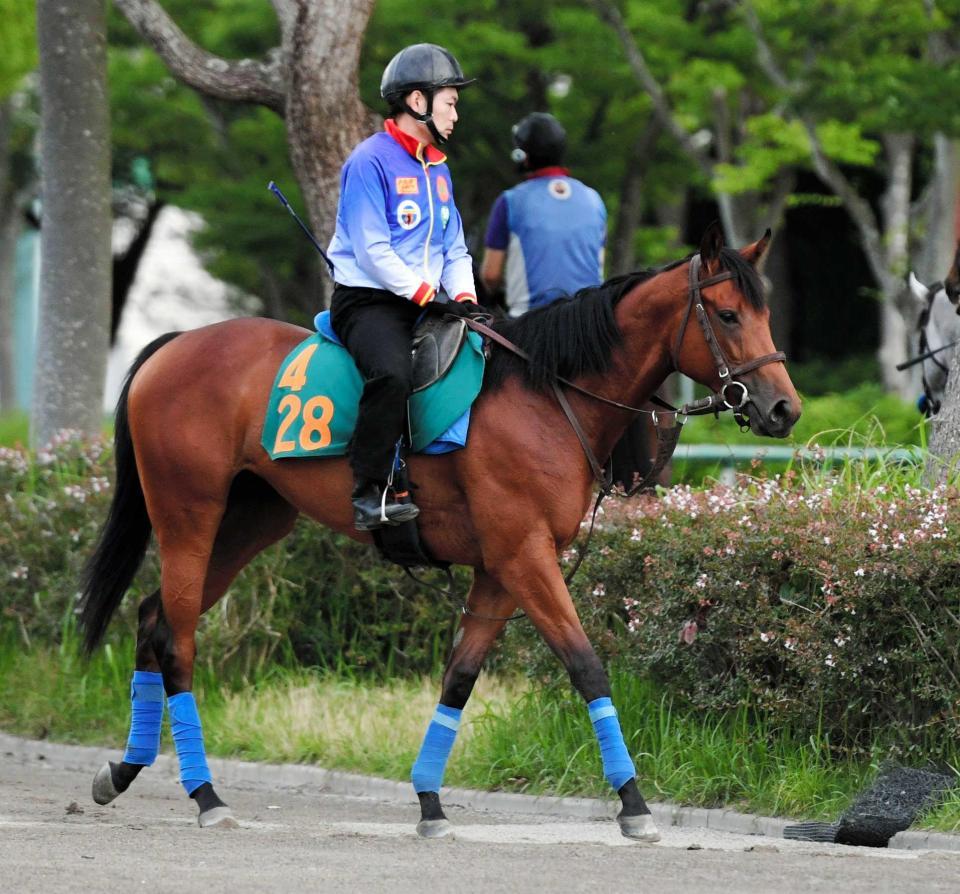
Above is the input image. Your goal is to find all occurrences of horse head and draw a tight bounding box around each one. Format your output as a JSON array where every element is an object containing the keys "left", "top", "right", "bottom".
[
  {"left": 673, "top": 223, "right": 801, "bottom": 438},
  {"left": 908, "top": 267, "right": 960, "bottom": 416}
]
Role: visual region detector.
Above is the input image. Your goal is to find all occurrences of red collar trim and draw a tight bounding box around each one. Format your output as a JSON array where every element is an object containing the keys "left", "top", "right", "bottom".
[
  {"left": 525, "top": 166, "right": 571, "bottom": 180},
  {"left": 385, "top": 119, "right": 446, "bottom": 164}
]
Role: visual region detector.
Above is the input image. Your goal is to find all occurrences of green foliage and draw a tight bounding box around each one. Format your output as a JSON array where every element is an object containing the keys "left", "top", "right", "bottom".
[
  {"left": 462, "top": 670, "right": 873, "bottom": 818},
  {"left": 0, "top": 435, "right": 460, "bottom": 678},
  {"left": 0, "top": 412, "right": 28, "bottom": 448},
  {"left": 679, "top": 384, "right": 924, "bottom": 472},
  {"left": 0, "top": 0, "right": 36, "bottom": 98},
  {"left": 507, "top": 466, "right": 960, "bottom": 758},
  {"left": 0, "top": 633, "right": 876, "bottom": 820},
  {"left": 107, "top": 1, "right": 313, "bottom": 314}
]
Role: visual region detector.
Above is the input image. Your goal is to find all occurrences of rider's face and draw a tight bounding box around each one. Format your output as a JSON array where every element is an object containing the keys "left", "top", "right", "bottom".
[
  {"left": 430, "top": 88, "right": 460, "bottom": 140},
  {"left": 410, "top": 87, "right": 459, "bottom": 143}
]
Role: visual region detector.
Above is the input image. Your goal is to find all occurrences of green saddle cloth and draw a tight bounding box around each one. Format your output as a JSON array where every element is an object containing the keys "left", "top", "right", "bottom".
[{"left": 262, "top": 329, "right": 485, "bottom": 460}]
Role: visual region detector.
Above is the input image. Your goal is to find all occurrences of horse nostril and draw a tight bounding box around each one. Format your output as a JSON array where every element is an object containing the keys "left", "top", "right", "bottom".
[{"left": 769, "top": 399, "right": 790, "bottom": 425}]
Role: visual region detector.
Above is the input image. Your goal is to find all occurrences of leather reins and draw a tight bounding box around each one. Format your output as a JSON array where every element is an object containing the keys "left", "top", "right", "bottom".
[{"left": 457, "top": 253, "right": 787, "bottom": 619}]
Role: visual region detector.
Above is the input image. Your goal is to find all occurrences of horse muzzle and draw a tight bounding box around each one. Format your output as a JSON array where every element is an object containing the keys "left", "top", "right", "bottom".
[{"left": 743, "top": 391, "right": 801, "bottom": 438}]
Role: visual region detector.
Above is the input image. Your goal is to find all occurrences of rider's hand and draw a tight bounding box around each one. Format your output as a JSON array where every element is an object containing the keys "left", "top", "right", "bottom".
[{"left": 429, "top": 299, "right": 478, "bottom": 319}]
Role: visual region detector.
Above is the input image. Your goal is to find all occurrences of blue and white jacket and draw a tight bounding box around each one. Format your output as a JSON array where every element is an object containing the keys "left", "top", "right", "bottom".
[
  {"left": 485, "top": 167, "right": 606, "bottom": 317},
  {"left": 327, "top": 119, "right": 477, "bottom": 306}
]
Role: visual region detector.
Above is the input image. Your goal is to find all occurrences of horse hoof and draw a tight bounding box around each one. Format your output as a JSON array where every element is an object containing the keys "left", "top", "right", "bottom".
[
  {"left": 198, "top": 806, "right": 239, "bottom": 830},
  {"left": 416, "top": 818, "right": 453, "bottom": 839},
  {"left": 618, "top": 813, "right": 661, "bottom": 842},
  {"left": 92, "top": 762, "right": 120, "bottom": 806}
]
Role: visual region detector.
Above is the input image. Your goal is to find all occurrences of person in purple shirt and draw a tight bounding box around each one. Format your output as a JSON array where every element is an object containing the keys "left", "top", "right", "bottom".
[
  {"left": 326, "top": 43, "right": 479, "bottom": 532},
  {"left": 481, "top": 113, "right": 607, "bottom": 316}
]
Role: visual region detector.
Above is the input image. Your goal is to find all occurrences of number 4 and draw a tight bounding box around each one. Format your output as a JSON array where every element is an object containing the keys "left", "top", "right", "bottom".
[{"left": 278, "top": 343, "right": 319, "bottom": 392}]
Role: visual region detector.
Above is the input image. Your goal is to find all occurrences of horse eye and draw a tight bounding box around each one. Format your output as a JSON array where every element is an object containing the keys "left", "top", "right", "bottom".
[{"left": 718, "top": 310, "right": 739, "bottom": 325}]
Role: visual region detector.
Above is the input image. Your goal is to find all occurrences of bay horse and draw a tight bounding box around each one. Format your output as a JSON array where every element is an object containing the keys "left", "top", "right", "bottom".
[{"left": 78, "top": 224, "right": 800, "bottom": 837}]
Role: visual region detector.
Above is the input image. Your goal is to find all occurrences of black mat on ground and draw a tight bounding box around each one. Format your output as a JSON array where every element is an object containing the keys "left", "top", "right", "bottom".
[
  {"left": 784, "top": 764, "right": 955, "bottom": 847},
  {"left": 836, "top": 765, "right": 954, "bottom": 847}
]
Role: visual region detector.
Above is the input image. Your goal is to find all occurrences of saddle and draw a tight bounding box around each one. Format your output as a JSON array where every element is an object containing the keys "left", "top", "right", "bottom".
[{"left": 411, "top": 316, "right": 468, "bottom": 392}]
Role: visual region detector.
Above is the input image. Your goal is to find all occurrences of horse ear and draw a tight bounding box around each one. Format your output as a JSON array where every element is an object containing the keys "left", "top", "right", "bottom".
[
  {"left": 908, "top": 272, "right": 929, "bottom": 304},
  {"left": 741, "top": 229, "right": 772, "bottom": 266},
  {"left": 699, "top": 221, "right": 725, "bottom": 264}
]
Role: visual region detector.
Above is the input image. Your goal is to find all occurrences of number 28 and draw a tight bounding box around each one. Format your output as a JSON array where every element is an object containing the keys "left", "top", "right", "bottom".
[{"left": 273, "top": 394, "right": 335, "bottom": 454}]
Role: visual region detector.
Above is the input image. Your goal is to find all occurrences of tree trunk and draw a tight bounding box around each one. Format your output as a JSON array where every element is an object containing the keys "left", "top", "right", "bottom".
[
  {"left": 927, "top": 342, "right": 960, "bottom": 484},
  {"left": 877, "top": 133, "right": 915, "bottom": 399},
  {"left": 32, "top": 0, "right": 112, "bottom": 446},
  {"left": 284, "top": 0, "right": 377, "bottom": 305},
  {"left": 0, "top": 99, "right": 17, "bottom": 412},
  {"left": 915, "top": 135, "right": 959, "bottom": 283},
  {"left": 116, "top": 0, "right": 377, "bottom": 311},
  {"left": 608, "top": 119, "right": 661, "bottom": 275}
]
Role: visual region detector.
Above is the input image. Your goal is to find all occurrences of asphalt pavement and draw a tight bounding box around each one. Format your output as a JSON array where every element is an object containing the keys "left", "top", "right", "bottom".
[{"left": 2, "top": 737, "right": 960, "bottom": 893}]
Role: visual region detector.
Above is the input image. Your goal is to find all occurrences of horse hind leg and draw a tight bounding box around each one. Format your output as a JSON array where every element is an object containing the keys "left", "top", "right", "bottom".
[
  {"left": 412, "top": 571, "right": 517, "bottom": 838},
  {"left": 95, "top": 475, "right": 297, "bottom": 826},
  {"left": 178, "top": 475, "right": 297, "bottom": 828},
  {"left": 92, "top": 591, "right": 166, "bottom": 805}
]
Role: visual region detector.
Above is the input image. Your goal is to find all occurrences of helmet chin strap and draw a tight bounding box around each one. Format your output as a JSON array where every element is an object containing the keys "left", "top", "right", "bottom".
[{"left": 403, "top": 91, "right": 447, "bottom": 145}]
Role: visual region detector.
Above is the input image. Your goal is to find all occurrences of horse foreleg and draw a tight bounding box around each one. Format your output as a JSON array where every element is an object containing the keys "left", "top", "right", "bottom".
[
  {"left": 92, "top": 591, "right": 166, "bottom": 805},
  {"left": 412, "top": 571, "right": 516, "bottom": 838},
  {"left": 485, "top": 533, "right": 660, "bottom": 843}
]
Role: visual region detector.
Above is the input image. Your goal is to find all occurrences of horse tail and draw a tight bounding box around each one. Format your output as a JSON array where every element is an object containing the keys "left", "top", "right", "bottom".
[{"left": 79, "top": 332, "right": 181, "bottom": 655}]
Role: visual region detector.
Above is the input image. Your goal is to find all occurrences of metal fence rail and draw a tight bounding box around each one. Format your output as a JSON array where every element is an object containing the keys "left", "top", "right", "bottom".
[{"left": 672, "top": 444, "right": 924, "bottom": 483}]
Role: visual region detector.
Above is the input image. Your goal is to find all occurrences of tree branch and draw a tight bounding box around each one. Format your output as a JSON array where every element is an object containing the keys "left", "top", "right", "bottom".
[
  {"left": 739, "top": 1, "right": 888, "bottom": 286},
  {"left": 591, "top": 0, "right": 712, "bottom": 178},
  {"left": 114, "top": 0, "right": 286, "bottom": 114}
]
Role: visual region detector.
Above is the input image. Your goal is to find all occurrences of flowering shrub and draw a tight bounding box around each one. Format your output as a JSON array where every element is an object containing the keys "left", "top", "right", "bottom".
[
  {"left": 0, "top": 433, "right": 460, "bottom": 676},
  {"left": 7, "top": 432, "right": 960, "bottom": 751},
  {"left": 509, "top": 471, "right": 960, "bottom": 754}
]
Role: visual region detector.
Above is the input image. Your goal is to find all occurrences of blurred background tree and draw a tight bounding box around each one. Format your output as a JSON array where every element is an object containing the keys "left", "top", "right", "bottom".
[
  {"left": 0, "top": 0, "right": 37, "bottom": 414},
  {"left": 4, "top": 0, "right": 960, "bottom": 432}
]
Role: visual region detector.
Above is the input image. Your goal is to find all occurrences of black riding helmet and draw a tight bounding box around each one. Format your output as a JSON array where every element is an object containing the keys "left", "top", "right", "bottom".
[
  {"left": 511, "top": 112, "right": 567, "bottom": 171},
  {"left": 380, "top": 44, "right": 475, "bottom": 146}
]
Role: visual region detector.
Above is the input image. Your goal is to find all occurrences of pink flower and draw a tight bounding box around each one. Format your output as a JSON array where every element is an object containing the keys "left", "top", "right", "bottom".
[{"left": 679, "top": 620, "right": 698, "bottom": 645}]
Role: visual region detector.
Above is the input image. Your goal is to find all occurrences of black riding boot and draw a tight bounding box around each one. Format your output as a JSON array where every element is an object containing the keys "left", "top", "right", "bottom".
[{"left": 352, "top": 478, "right": 420, "bottom": 532}]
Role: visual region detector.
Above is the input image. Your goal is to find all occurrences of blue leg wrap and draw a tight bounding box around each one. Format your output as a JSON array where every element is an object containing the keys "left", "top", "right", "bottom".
[
  {"left": 122, "top": 670, "right": 165, "bottom": 766},
  {"left": 588, "top": 697, "right": 636, "bottom": 791},
  {"left": 168, "top": 691, "right": 213, "bottom": 795},
  {"left": 411, "top": 704, "right": 462, "bottom": 793}
]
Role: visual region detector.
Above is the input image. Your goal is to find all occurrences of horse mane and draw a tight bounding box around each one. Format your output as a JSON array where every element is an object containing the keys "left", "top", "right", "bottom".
[{"left": 484, "top": 247, "right": 766, "bottom": 392}]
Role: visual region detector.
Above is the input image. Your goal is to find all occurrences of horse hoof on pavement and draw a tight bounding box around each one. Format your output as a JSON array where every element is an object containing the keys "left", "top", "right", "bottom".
[
  {"left": 618, "top": 813, "right": 660, "bottom": 842},
  {"left": 92, "top": 762, "right": 120, "bottom": 806},
  {"left": 416, "top": 818, "right": 454, "bottom": 839},
  {"left": 198, "top": 806, "right": 239, "bottom": 829}
]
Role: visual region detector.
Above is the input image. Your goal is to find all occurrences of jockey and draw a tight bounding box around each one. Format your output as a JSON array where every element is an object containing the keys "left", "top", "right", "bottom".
[
  {"left": 481, "top": 112, "right": 607, "bottom": 316},
  {"left": 327, "top": 43, "right": 479, "bottom": 532}
]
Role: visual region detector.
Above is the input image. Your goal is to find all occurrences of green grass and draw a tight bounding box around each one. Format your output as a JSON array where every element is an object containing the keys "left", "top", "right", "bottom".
[
  {"left": 673, "top": 384, "right": 925, "bottom": 485},
  {"left": 6, "top": 629, "right": 954, "bottom": 828},
  {"left": 0, "top": 411, "right": 29, "bottom": 447}
]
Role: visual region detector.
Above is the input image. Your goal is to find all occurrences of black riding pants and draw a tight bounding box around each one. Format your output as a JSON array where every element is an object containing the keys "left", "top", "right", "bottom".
[{"left": 330, "top": 285, "right": 422, "bottom": 482}]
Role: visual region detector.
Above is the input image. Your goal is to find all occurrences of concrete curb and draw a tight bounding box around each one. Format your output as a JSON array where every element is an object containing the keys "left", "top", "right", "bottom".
[{"left": 2, "top": 730, "right": 954, "bottom": 851}]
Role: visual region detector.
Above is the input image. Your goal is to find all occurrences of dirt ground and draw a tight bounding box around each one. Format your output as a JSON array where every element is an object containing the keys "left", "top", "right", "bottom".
[{"left": 2, "top": 748, "right": 960, "bottom": 893}]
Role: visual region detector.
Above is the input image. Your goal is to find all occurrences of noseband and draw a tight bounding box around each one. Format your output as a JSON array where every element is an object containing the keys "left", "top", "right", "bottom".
[
  {"left": 672, "top": 255, "right": 786, "bottom": 428},
  {"left": 463, "top": 252, "right": 788, "bottom": 486},
  {"left": 456, "top": 253, "right": 790, "bottom": 609}
]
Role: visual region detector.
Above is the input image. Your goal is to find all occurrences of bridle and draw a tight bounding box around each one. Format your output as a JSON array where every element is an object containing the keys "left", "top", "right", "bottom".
[
  {"left": 673, "top": 254, "right": 786, "bottom": 429},
  {"left": 455, "top": 253, "right": 787, "bottom": 616},
  {"left": 464, "top": 252, "right": 786, "bottom": 489},
  {"left": 896, "top": 280, "right": 958, "bottom": 416}
]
